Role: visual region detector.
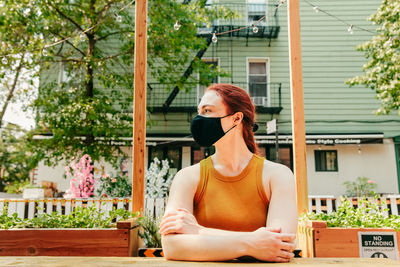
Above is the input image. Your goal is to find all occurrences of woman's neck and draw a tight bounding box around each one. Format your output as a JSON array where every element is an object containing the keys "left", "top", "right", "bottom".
[{"left": 212, "top": 131, "right": 253, "bottom": 175}]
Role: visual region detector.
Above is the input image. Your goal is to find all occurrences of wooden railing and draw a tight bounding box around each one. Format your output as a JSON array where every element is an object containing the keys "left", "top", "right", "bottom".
[{"left": 2, "top": 195, "right": 400, "bottom": 219}]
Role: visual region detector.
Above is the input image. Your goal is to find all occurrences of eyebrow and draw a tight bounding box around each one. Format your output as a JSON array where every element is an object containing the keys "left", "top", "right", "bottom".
[{"left": 197, "top": 104, "right": 216, "bottom": 113}]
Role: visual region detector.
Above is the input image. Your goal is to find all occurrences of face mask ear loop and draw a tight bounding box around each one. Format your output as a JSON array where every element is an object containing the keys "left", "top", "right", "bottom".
[{"left": 223, "top": 124, "right": 237, "bottom": 135}]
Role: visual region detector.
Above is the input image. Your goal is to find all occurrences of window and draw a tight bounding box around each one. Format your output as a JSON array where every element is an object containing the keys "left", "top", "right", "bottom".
[
  {"left": 191, "top": 146, "right": 215, "bottom": 165},
  {"left": 315, "top": 150, "right": 338, "bottom": 172},
  {"left": 198, "top": 59, "right": 219, "bottom": 103},
  {"left": 248, "top": 59, "right": 269, "bottom": 106},
  {"left": 148, "top": 147, "right": 182, "bottom": 175},
  {"left": 248, "top": 0, "right": 267, "bottom": 25}
]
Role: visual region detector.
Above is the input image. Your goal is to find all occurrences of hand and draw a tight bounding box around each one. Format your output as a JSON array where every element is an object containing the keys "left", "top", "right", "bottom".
[
  {"left": 159, "top": 208, "right": 203, "bottom": 236},
  {"left": 246, "top": 227, "right": 296, "bottom": 263}
]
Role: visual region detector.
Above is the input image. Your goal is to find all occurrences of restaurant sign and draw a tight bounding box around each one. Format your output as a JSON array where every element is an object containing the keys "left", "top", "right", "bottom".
[
  {"left": 257, "top": 137, "right": 383, "bottom": 145},
  {"left": 358, "top": 232, "right": 399, "bottom": 260}
]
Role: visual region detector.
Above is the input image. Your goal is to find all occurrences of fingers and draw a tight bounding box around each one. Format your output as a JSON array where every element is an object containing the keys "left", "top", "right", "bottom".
[
  {"left": 278, "top": 233, "right": 296, "bottom": 243},
  {"left": 280, "top": 241, "right": 296, "bottom": 252},
  {"left": 159, "top": 221, "right": 182, "bottom": 235},
  {"left": 265, "top": 227, "right": 281, "bottom": 233},
  {"left": 278, "top": 249, "right": 294, "bottom": 260},
  {"left": 177, "top": 208, "right": 190, "bottom": 213}
]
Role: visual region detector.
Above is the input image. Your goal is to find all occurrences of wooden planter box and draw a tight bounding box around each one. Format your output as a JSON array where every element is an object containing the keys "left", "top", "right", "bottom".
[
  {"left": 0, "top": 219, "right": 138, "bottom": 256},
  {"left": 298, "top": 220, "right": 400, "bottom": 258}
]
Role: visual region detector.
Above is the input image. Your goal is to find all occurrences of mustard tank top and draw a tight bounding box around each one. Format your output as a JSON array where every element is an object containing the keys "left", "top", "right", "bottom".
[{"left": 193, "top": 154, "right": 269, "bottom": 232}]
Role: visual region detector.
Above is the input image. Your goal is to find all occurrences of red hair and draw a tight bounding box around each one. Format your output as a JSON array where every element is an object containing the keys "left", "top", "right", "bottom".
[{"left": 206, "top": 84, "right": 258, "bottom": 154}]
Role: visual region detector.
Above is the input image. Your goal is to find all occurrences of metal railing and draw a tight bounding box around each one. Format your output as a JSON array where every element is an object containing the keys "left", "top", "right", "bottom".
[
  {"left": 198, "top": 3, "right": 281, "bottom": 39},
  {"left": 147, "top": 82, "right": 282, "bottom": 111}
]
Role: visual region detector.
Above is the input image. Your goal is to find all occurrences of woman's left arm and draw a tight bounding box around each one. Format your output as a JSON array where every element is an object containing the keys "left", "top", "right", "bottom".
[{"left": 264, "top": 163, "right": 298, "bottom": 234}]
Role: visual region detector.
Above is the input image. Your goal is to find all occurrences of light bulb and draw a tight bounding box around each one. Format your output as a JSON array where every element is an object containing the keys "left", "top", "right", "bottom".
[
  {"left": 116, "top": 15, "right": 122, "bottom": 23},
  {"left": 80, "top": 33, "right": 86, "bottom": 41},
  {"left": 348, "top": 25, "right": 354, "bottom": 34},
  {"left": 318, "top": 145, "right": 322, "bottom": 150},
  {"left": 358, "top": 145, "right": 362, "bottom": 154},
  {"left": 42, "top": 49, "right": 48, "bottom": 56},
  {"left": 212, "top": 32, "right": 218, "bottom": 43},
  {"left": 252, "top": 24, "right": 259, "bottom": 33},
  {"left": 174, "top": 21, "right": 181, "bottom": 31},
  {"left": 313, "top": 6, "right": 319, "bottom": 13},
  {"left": 1, "top": 57, "right": 7, "bottom": 65},
  {"left": 280, "top": 0, "right": 285, "bottom": 5}
]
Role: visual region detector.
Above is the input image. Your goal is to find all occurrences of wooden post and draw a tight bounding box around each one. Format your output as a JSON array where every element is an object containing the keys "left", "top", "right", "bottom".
[
  {"left": 132, "top": 0, "right": 148, "bottom": 214},
  {"left": 287, "top": 0, "right": 308, "bottom": 215}
]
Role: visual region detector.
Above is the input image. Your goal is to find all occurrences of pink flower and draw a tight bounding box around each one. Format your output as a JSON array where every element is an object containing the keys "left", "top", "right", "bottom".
[
  {"left": 112, "top": 178, "right": 117, "bottom": 183},
  {"left": 367, "top": 180, "right": 375, "bottom": 184}
]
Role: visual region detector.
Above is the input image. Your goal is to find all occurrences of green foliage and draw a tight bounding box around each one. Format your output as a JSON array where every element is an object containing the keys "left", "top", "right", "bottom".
[
  {"left": 138, "top": 215, "right": 162, "bottom": 248},
  {"left": 4, "top": 179, "right": 31, "bottom": 194},
  {"left": 0, "top": 124, "right": 39, "bottom": 191},
  {"left": 301, "top": 196, "right": 400, "bottom": 230},
  {"left": 0, "top": 0, "right": 237, "bottom": 167},
  {"left": 0, "top": 205, "right": 137, "bottom": 229},
  {"left": 346, "top": 0, "right": 400, "bottom": 115},
  {"left": 97, "top": 173, "right": 131, "bottom": 198},
  {"left": 343, "top": 176, "right": 378, "bottom": 197}
]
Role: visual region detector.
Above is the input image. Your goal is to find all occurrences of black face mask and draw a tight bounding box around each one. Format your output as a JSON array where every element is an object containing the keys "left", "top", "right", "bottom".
[{"left": 190, "top": 114, "right": 237, "bottom": 147}]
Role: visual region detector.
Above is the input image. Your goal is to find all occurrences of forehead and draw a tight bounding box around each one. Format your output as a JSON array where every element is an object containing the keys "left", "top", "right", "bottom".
[{"left": 198, "top": 90, "right": 227, "bottom": 112}]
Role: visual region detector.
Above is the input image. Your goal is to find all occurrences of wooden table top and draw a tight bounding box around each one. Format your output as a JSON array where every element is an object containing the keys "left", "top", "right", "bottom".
[{"left": 0, "top": 257, "right": 398, "bottom": 267}]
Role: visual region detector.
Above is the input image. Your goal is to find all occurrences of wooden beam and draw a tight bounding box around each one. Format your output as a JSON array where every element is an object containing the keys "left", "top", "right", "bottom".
[
  {"left": 132, "top": 0, "right": 148, "bottom": 214},
  {"left": 287, "top": 0, "right": 308, "bottom": 215}
]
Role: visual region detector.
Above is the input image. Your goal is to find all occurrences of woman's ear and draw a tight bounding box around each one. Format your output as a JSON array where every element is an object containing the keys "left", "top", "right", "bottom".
[{"left": 233, "top": 112, "right": 244, "bottom": 123}]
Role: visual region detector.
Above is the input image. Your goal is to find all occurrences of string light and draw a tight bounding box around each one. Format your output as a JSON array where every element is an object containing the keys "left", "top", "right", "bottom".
[
  {"left": 212, "top": 32, "right": 218, "bottom": 43},
  {"left": 115, "top": 15, "right": 122, "bottom": 23},
  {"left": 358, "top": 144, "right": 362, "bottom": 154},
  {"left": 304, "top": 0, "right": 374, "bottom": 34},
  {"left": 347, "top": 24, "right": 354, "bottom": 34},
  {"left": 252, "top": 24, "right": 259, "bottom": 33},
  {"left": 1, "top": 57, "right": 7, "bottom": 65},
  {"left": 0, "top": 0, "right": 136, "bottom": 59},
  {"left": 79, "top": 33, "right": 86, "bottom": 41},
  {"left": 174, "top": 21, "right": 181, "bottom": 31}
]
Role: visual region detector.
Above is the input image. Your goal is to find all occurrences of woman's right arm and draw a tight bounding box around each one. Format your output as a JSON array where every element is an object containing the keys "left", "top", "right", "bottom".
[{"left": 160, "top": 165, "right": 295, "bottom": 262}]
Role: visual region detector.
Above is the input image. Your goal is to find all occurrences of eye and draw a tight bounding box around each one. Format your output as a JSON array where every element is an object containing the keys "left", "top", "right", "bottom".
[{"left": 204, "top": 108, "right": 211, "bottom": 113}]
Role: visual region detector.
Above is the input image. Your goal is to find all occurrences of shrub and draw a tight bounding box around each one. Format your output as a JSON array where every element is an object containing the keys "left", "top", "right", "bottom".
[
  {"left": 343, "top": 176, "right": 377, "bottom": 197},
  {"left": 301, "top": 196, "right": 400, "bottom": 230}
]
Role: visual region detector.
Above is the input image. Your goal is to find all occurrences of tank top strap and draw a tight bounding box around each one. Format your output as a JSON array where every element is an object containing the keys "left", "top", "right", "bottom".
[
  {"left": 254, "top": 154, "right": 269, "bottom": 205},
  {"left": 194, "top": 156, "right": 211, "bottom": 204}
]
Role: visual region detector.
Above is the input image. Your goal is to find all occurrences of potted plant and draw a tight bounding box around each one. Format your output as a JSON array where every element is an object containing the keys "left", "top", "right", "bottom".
[
  {"left": 137, "top": 215, "right": 163, "bottom": 257},
  {"left": 0, "top": 204, "right": 139, "bottom": 256},
  {"left": 298, "top": 196, "right": 400, "bottom": 258}
]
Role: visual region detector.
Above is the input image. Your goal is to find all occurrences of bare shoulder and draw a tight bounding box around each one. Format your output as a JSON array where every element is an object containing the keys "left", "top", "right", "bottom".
[
  {"left": 262, "top": 159, "right": 295, "bottom": 185},
  {"left": 171, "top": 162, "right": 200, "bottom": 188}
]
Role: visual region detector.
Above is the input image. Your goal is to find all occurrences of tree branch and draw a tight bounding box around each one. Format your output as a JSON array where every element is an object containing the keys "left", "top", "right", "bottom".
[
  {"left": 48, "top": 2, "right": 84, "bottom": 32},
  {"left": 0, "top": 53, "right": 25, "bottom": 129},
  {"left": 50, "top": 30, "right": 86, "bottom": 57}
]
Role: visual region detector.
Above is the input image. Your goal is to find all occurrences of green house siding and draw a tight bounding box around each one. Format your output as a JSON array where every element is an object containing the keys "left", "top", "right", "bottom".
[{"left": 147, "top": 0, "right": 400, "bottom": 138}]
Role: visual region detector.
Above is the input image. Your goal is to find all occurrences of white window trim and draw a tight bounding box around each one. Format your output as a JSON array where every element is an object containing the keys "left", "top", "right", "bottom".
[
  {"left": 197, "top": 57, "right": 220, "bottom": 103},
  {"left": 246, "top": 57, "right": 271, "bottom": 107},
  {"left": 246, "top": 0, "right": 269, "bottom": 26}
]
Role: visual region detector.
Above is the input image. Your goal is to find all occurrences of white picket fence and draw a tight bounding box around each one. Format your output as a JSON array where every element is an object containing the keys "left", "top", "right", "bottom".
[
  {"left": 0, "top": 197, "right": 167, "bottom": 219},
  {"left": 308, "top": 195, "right": 400, "bottom": 216},
  {"left": 2, "top": 195, "right": 400, "bottom": 219}
]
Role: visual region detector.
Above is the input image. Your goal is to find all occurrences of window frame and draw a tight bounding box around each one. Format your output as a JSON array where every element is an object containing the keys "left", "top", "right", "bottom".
[
  {"left": 314, "top": 150, "right": 338, "bottom": 172},
  {"left": 246, "top": 57, "right": 270, "bottom": 106}
]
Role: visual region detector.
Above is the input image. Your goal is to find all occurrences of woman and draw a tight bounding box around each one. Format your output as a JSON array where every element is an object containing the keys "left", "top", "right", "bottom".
[{"left": 160, "top": 84, "right": 297, "bottom": 262}]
